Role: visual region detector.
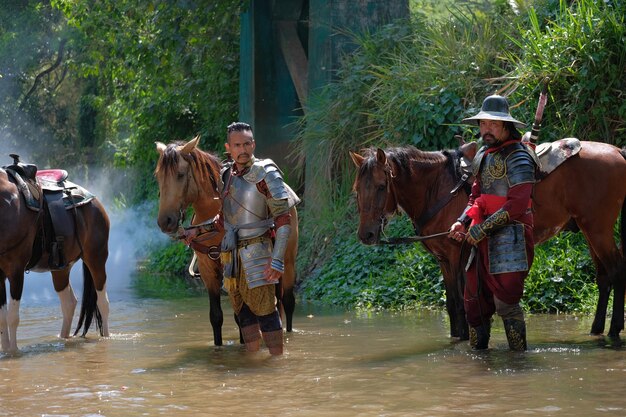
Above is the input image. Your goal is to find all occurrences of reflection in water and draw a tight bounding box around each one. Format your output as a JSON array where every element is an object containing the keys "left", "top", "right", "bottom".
[{"left": 1, "top": 297, "right": 625, "bottom": 417}]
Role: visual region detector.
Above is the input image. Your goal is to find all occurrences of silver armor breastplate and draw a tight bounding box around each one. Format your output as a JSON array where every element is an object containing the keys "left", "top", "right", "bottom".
[{"left": 223, "top": 175, "right": 271, "bottom": 239}]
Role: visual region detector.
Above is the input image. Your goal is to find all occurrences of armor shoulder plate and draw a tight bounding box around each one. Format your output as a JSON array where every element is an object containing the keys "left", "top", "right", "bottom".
[
  {"left": 472, "top": 146, "right": 488, "bottom": 176},
  {"left": 241, "top": 159, "right": 290, "bottom": 200},
  {"left": 243, "top": 159, "right": 282, "bottom": 183},
  {"left": 220, "top": 162, "right": 233, "bottom": 194},
  {"left": 506, "top": 148, "right": 537, "bottom": 187},
  {"left": 220, "top": 161, "right": 232, "bottom": 177}
]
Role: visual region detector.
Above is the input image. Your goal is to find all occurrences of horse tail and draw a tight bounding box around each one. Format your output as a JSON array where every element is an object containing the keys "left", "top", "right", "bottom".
[{"left": 73, "top": 263, "right": 103, "bottom": 337}]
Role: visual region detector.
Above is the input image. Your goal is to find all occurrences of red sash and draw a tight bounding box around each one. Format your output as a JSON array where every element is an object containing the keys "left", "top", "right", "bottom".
[{"left": 467, "top": 194, "right": 506, "bottom": 225}]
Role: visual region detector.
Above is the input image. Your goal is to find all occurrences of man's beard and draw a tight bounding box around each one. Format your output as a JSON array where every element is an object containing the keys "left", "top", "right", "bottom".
[{"left": 483, "top": 134, "right": 499, "bottom": 146}]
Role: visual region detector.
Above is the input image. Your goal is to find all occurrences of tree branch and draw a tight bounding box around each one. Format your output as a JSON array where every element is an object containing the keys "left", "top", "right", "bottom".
[{"left": 19, "top": 38, "right": 67, "bottom": 110}]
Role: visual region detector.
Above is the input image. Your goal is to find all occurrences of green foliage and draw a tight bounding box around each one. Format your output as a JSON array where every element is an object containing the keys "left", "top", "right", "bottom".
[
  {"left": 51, "top": 0, "right": 241, "bottom": 199},
  {"left": 144, "top": 240, "right": 191, "bottom": 275},
  {"left": 300, "top": 217, "right": 445, "bottom": 310},
  {"left": 131, "top": 238, "right": 205, "bottom": 299},
  {"left": 0, "top": 2, "right": 84, "bottom": 166},
  {"left": 524, "top": 232, "right": 598, "bottom": 313},
  {"left": 131, "top": 271, "right": 201, "bottom": 299},
  {"left": 506, "top": 0, "right": 626, "bottom": 144}
]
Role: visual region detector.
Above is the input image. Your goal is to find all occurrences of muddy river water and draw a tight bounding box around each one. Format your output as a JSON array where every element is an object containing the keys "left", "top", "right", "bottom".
[{"left": 1, "top": 285, "right": 625, "bottom": 417}]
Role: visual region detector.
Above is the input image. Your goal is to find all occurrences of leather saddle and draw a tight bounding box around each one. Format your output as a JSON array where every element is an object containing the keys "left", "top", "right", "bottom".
[{"left": 3, "top": 154, "right": 95, "bottom": 270}]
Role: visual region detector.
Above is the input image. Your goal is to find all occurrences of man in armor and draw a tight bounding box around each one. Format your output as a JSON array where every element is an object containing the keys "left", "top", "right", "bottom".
[
  {"left": 448, "top": 95, "right": 537, "bottom": 351},
  {"left": 218, "top": 122, "right": 300, "bottom": 355}
]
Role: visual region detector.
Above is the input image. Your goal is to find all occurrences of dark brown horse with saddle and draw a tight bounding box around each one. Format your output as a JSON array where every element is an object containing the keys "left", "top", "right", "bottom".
[
  {"left": 0, "top": 155, "right": 110, "bottom": 352},
  {"left": 351, "top": 139, "right": 626, "bottom": 340}
]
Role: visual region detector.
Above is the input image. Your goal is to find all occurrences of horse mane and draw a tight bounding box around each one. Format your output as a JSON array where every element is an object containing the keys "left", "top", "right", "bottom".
[
  {"left": 155, "top": 141, "right": 222, "bottom": 190},
  {"left": 358, "top": 146, "right": 460, "bottom": 180}
]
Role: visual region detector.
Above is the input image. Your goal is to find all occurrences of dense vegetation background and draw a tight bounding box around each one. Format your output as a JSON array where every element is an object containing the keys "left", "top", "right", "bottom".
[{"left": 1, "top": 0, "right": 624, "bottom": 314}]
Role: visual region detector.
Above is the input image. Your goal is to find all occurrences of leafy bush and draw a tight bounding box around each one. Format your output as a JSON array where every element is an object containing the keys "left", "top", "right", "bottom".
[
  {"left": 525, "top": 232, "right": 599, "bottom": 313},
  {"left": 300, "top": 217, "right": 445, "bottom": 310}
]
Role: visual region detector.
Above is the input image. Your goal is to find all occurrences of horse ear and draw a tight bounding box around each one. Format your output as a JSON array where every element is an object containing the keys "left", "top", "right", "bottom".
[
  {"left": 349, "top": 151, "right": 365, "bottom": 168},
  {"left": 376, "top": 148, "right": 387, "bottom": 165},
  {"left": 180, "top": 135, "right": 200, "bottom": 155},
  {"left": 155, "top": 142, "right": 166, "bottom": 155},
  {"left": 460, "top": 141, "right": 478, "bottom": 161}
]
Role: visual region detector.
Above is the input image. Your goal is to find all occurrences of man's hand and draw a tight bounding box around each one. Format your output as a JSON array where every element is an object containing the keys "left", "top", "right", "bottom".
[
  {"left": 264, "top": 258, "right": 284, "bottom": 283},
  {"left": 264, "top": 263, "right": 282, "bottom": 283},
  {"left": 448, "top": 221, "right": 467, "bottom": 243}
]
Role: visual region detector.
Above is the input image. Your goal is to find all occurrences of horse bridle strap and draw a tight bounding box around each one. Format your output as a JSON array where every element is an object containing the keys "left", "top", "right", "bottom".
[
  {"left": 188, "top": 233, "right": 221, "bottom": 260},
  {"left": 413, "top": 172, "right": 469, "bottom": 236}
]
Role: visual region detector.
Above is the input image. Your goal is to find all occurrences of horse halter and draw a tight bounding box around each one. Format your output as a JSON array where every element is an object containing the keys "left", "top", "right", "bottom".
[
  {"left": 369, "top": 160, "right": 399, "bottom": 236},
  {"left": 168, "top": 157, "right": 194, "bottom": 238},
  {"left": 383, "top": 160, "right": 399, "bottom": 211}
]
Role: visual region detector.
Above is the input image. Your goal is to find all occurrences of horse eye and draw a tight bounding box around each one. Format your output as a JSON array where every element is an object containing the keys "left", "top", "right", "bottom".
[
  {"left": 177, "top": 172, "right": 186, "bottom": 180},
  {"left": 377, "top": 184, "right": 386, "bottom": 191}
]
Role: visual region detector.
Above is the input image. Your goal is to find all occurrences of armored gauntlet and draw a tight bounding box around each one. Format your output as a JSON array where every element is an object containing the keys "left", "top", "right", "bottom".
[
  {"left": 270, "top": 224, "right": 291, "bottom": 273},
  {"left": 468, "top": 208, "right": 510, "bottom": 243}
]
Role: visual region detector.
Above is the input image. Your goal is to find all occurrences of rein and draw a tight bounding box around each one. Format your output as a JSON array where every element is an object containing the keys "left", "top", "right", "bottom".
[{"left": 379, "top": 230, "right": 451, "bottom": 245}]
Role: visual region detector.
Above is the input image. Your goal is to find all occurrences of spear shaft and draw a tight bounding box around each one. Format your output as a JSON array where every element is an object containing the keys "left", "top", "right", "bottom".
[{"left": 528, "top": 78, "right": 550, "bottom": 145}]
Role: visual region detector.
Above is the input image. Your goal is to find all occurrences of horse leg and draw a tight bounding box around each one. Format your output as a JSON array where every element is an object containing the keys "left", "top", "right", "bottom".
[
  {"left": 281, "top": 206, "right": 299, "bottom": 332},
  {"left": 609, "top": 272, "right": 625, "bottom": 339},
  {"left": 581, "top": 227, "right": 625, "bottom": 338},
  {"left": 282, "top": 285, "right": 296, "bottom": 332},
  {"left": 454, "top": 268, "right": 469, "bottom": 340},
  {"left": 0, "top": 304, "right": 9, "bottom": 351},
  {"left": 4, "top": 271, "right": 25, "bottom": 352},
  {"left": 589, "top": 256, "right": 609, "bottom": 335},
  {"left": 208, "top": 288, "right": 224, "bottom": 346},
  {"left": 0, "top": 275, "right": 9, "bottom": 351},
  {"left": 96, "top": 283, "right": 110, "bottom": 337},
  {"left": 52, "top": 269, "right": 78, "bottom": 339},
  {"left": 6, "top": 298, "right": 20, "bottom": 352},
  {"left": 440, "top": 261, "right": 468, "bottom": 340},
  {"left": 197, "top": 254, "right": 224, "bottom": 346}
]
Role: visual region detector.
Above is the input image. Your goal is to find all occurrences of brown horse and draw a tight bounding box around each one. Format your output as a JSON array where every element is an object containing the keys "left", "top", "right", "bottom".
[
  {"left": 0, "top": 165, "right": 110, "bottom": 352},
  {"left": 154, "top": 136, "right": 299, "bottom": 346},
  {"left": 351, "top": 140, "right": 626, "bottom": 339}
]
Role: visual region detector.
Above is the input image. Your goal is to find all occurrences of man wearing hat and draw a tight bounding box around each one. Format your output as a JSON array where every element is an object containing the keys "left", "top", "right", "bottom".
[{"left": 448, "top": 94, "right": 537, "bottom": 351}]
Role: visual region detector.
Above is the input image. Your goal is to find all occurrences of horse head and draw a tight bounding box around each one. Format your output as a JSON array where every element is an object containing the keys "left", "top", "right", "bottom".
[
  {"left": 154, "top": 136, "right": 207, "bottom": 236},
  {"left": 350, "top": 148, "right": 398, "bottom": 245}
]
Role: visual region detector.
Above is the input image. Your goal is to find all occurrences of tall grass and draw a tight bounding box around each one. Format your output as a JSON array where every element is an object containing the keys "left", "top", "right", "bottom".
[{"left": 506, "top": 0, "right": 626, "bottom": 143}]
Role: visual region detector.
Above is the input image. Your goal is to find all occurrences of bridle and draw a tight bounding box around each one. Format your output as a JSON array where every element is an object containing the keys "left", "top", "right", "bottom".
[
  {"left": 176, "top": 154, "right": 222, "bottom": 260},
  {"left": 359, "top": 150, "right": 471, "bottom": 244},
  {"left": 356, "top": 159, "right": 399, "bottom": 238}
]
